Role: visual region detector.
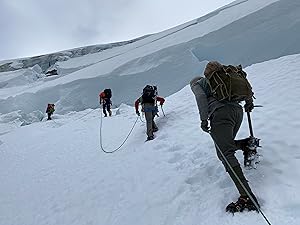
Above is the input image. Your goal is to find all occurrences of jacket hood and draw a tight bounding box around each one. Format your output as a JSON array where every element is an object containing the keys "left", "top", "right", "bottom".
[{"left": 190, "top": 76, "right": 203, "bottom": 87}]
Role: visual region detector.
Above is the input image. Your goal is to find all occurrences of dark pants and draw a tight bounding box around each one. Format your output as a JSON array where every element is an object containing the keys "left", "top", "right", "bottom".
[
  {"left": 210, "top": 104, "right": 243, "bottom": 169},
  {"left": 210, "top": 104, "right": 255, "bottom": 197},
  {"left": 102, "top": 101, "right": 111, "bottom": 117},
  {"left": 47, "top": 113, "right": 52, "bottom": 120}
]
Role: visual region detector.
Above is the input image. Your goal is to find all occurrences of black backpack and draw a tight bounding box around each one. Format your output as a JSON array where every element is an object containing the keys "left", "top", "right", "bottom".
[
  {"left": 104, "top": 89, "right": 112, "bottom": 99},
  {"left": 142, "top": 85, "right": 157, "bottom": 103}
]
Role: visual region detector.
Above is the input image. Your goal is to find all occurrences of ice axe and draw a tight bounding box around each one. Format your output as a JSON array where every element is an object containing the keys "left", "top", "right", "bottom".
[
  {"left": 244, "top": 108, "right": 261, "bottom": 168},
  {"left": 247, "top": 105, "right": 263, "bottom": 137},
  {"left": 246, "top": 111, "right": 255, "bottom": 137}
]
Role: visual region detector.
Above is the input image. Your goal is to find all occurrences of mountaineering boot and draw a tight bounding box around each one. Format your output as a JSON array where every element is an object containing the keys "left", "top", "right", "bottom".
[
  {"left": 226, "top": 165, "right": 260, "bottom": 213},
  {"left": 109, "top": 110, "right": 112, "bottom": 116},
  {"left": 146, "top": 136, "right": 154, "bottom": 141},
  {"left": 104, "top": 114, "right": 107, "bottom": 117},
  {"left": 226, "top": 195, "right": 259, "bottom": 213}
]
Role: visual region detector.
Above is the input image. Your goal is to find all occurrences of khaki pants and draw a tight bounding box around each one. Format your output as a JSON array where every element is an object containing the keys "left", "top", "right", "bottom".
[
  {"left": 145, "top": 111, "right": 158, "bottom": 138},
  {"left": 143, "top": 103, "right": 158, "bottom": 138}
]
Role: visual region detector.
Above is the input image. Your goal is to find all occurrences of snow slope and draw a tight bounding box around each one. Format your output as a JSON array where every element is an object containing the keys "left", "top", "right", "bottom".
[
  {"left": 1, "top": 54, "right": 300, "bottom": 225},
  {"left": 1, "top": 0, "right": 299, "bottom": 118}
]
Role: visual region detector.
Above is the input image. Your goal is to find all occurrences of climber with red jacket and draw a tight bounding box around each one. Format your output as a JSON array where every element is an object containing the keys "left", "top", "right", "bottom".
[
  {"left": 99, "top": 89, "right": 112, "bottom": 117},
  {"left": 135, "top": 85, "right": 165, "bottom": 141}
]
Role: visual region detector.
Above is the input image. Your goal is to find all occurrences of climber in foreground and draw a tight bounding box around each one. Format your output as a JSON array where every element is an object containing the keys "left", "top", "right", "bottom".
[
  {"left": 99, "top": 88, "right": 112, "bottom": 117},
  {"left": 135, "top": 85, "right": 165, "bottom": 141},
  {"left": 190, "top": 61, "right": 260, "bottom": 213}
]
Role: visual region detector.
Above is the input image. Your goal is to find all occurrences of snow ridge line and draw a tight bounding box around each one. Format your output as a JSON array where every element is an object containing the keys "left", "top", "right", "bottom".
[{"left": 85, "top": 21, "right": 198, "bottom": 68}]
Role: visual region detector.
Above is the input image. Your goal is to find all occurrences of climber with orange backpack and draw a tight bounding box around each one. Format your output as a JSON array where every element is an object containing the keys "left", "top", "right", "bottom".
[{"left": 99, "top": 88, "right": 112, "bottom": 117}]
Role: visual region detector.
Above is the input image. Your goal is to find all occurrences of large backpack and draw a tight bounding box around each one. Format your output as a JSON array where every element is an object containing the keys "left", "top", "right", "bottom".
[
  {"left": 205, "top": 65, "right": 253, "bottom": 102},
  {"left": 47, "top": 104, "right": 55, "bottom": 113},
  {"left": 142, "top": 85, "right": 157, "bottom": 103},
  {"left": 104, "top": 89, "right": 112, "bottom": 99}
]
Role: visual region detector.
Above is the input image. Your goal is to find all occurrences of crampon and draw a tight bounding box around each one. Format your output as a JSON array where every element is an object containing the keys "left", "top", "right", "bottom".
[
  {"left": 243, "top": 136, "right": 261, "bottom": 169},
  {"left": 226, "top": 196, "right": 259, "bottom": 213}
]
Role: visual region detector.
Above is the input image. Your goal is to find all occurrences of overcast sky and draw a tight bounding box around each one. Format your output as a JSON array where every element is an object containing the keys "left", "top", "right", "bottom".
[{"left": 0, "top": 0, "right": 233, "bottom": 61}]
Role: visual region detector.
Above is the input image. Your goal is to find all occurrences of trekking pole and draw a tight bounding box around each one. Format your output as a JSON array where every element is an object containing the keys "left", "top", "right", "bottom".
[
  {"left": 161, "top": 105, "right": 166, "bottom": 117},
  {"left": 139, "top": 114, "right": 146, "bottom": 123}
]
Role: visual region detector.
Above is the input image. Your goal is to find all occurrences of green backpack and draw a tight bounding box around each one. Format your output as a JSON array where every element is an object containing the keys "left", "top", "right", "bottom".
[{"left": 205, "top": 64, "right": 253, "bottom": 102}]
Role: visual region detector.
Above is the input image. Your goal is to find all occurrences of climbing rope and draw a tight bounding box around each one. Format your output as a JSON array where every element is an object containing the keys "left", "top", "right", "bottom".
[
  {"left": 76, "top": 108, "right": 97, "bottom": 121},
  {"left": 99, "top": 109, "right": 139, "bottom": 153},
  {"left": 51, "top": 118, "right": 59, "bottom": 124},
  {"left": 50, "top": 108, "right": 97, "bottom": 127}
]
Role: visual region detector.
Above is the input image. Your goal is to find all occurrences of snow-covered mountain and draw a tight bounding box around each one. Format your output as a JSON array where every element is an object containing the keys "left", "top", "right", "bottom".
[
  {"left": 0, "top": 36, "right": 148, "bottom": 73},
  {"left": 1, "top": 0, "right": 300, "bottom": 225},
  {"left": 1, "top": 54, "right": 300, "bottom": 225},
  {"left": 1, "top": 0, "right": 299, "bottom": 120}
]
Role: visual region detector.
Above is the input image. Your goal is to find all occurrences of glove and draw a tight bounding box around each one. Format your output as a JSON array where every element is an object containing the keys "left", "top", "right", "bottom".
[
  {"left": 201, "top": 120, "right": 210, "bottom": 133},
  {"left": 244, "top": 101, "right": 254, "bottom": 112},
  {"left": 136, "top": 111, "right": 140, "bottom": 116}
]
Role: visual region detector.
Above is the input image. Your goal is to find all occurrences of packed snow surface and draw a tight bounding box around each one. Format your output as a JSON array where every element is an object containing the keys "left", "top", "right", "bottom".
[{"left": 1, "top": 54, "right": 300, "bottom": 225}]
